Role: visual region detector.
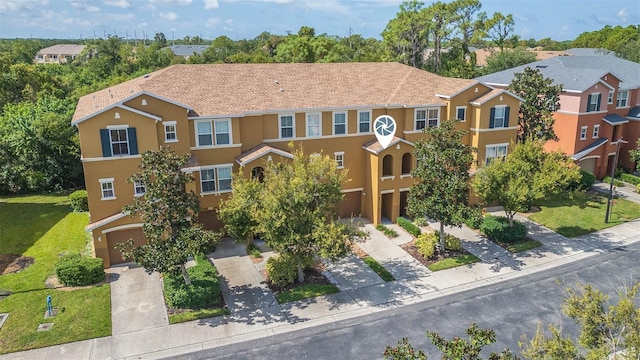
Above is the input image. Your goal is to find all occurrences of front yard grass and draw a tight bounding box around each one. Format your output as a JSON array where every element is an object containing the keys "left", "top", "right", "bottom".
[
  {"left": 528, "top": 192, "right": 640, "bottom": 238},
  {"left": 168, "top": 307, "right": 230, "bottom": 324},
  {"left": 427, "top": 254, "right": 481, "bottom": 272},
  {"left": 503, "top": 239, "right": 543, "bottom": 253},
  {"left": 275, "top": 283, "right": 339, "bottom": 303},
  {"left": 362, "top": 256, "right": 395, "bottom": 282},
  {"left": 0, "top": 194, "right": 111, "bottom": 354}
]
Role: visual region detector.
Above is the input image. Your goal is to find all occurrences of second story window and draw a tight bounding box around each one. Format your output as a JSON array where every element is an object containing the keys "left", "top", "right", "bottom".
[
  {"left": 489, "top": 106, "right": 509, "bottom": 128},
  {"left": 334, "top": 152, "right": 344, "bottom": 169},
  {"left": 617, "top": 90, "right": 628, "bottom": 107},
  {"left": 306, "top": 113, "right": 321, "bottom": 137},
  {"left": 100, "top": 127, "right": 138, "bottom": 157},
  {"left": 415, "top": 108, "right": 440, "bottom": 130},
  {"left": 279, "top": 114, "right": 294, "bottom": 139},
  {"left": 134, "top": 180, "right": 146, "bottom": 196},
  {"left": 195, "top": 119, "right": 231, "bottom": 147},
  {"left": 593, "top": 124, "right": 600, "bottom": 138},
  {"left": 580, "top": 126, "right": 588, "bottom": 140},
  {"left": 200, "top": 165, "right": 233, "bottom": 194},
  {"left": 587, "top": 93, "right": 601, "bottom": 112},
  {"left": 608, "top": 90, "right": 614, "bottom": 104},
  {"left": 486, "top": 144, "right": 508, "bottom": 164},
  {"left": 333, "top": 112, "right": 347, "bottom": 135},
  {"left": 456, "top": 106, "right": 467, "bottom": 122},
  {"left": 99, "top": 178, "right": 115, "bottom": 200},
  {"left": 358, "top": 110, "right": 371, "bottom": 133},
  {"left": 163, "top": 121, "right": 177, "bottom": 142}
]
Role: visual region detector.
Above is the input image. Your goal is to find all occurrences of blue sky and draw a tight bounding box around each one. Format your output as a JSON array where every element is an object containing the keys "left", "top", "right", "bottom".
[{"left": 0, "top": 0, "right": 638, "bottom": 41}]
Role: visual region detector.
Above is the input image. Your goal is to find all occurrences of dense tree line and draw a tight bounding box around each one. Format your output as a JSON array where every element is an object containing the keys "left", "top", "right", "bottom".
[{"left": 0, "top": 2, "right": 633, "bottom": 194}]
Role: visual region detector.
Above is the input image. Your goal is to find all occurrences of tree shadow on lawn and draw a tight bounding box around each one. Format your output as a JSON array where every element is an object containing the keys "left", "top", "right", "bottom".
[{"left": 0, "top": 202, "right": 69, "bottom": 264}]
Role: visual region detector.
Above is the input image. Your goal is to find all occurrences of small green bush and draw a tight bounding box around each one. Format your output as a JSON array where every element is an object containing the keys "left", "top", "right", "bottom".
[
  {"left": 55, "top": 253, "right": 104, "bottom": 286},
  {"left": 443, "top": 232, "right": 463, "bottom": 251},
  {"left": 396, "top": 217, "right": 421, "bottom": 237},
  {"left": 463, "top": 207, "right": 484, "bottom": 229},
  {"left": 413, "top": 217, "right": 428, "bottom": 227},
  {"left": 376, "top": 224, "right": 398, "bottom": 238},
  {"left": 480, "top": 216, "right": 527, "bottom": 243},
  {"left": 415, "top": 233, "right": 437, "bottom": 259},
  {"left": 247, "top": 243, "right": 262, "bottom": 258},
  {"left": 637, "top": 183, "right": 640, "bottom": 193},
  {"left": 620, "top": 173, "right": 640, "bottom": 185},
  {"left": 68, "top": 190, "right": 88, "bottom": 212},
  {"left": 266, "top": 254, "right": 298, "bottom": 286},
  {"left": 163, "top": 255, "right": 221, "bottom": 309},
  {"left": 603, "top": 176, "right": 624, "bottom": 187}
]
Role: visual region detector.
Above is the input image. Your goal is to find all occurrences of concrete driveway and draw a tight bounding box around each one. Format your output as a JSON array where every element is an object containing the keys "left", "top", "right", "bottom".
[{"left": 108, "top": 263, "right": 168, "bottom": 335}]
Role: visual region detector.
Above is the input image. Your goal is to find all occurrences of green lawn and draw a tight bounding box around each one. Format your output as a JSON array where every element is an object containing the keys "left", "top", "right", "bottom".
[
  {"left": 362, "top": 256, "right": 395, "bottom": 282},
  {"left": 169, "top": 307, "right": 230, "bottom": 324},
  {"left": 0, "top": 194, "right": 111, "bottom": 354},
  {"left": 529, "top": 192, "right": 640, "bottom": 238},
  {"left": 275, "top": 284, "right": 340, "bottom": 303},
  {"left": 427, "top": 254, "right": 481, "bottom": 272}
]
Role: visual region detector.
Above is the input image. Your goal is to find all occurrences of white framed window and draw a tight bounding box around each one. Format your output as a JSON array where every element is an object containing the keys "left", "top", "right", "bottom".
[
  {"left": 279, "top": 114, "right": 295, "bottom": 139},
  {"left": 608, "top": 90, "right": 614, "bottom": 104},
  {"left": 195, "top": 119, "right": 231, "bottom": 146},
  {"left": 109, "top": 128, "right": 129, "bottom": 155},
  {"left": 358, "top": 110, "right": 371, "bottom": 133},
  {"left": 616, "top": 90, "right": 628, "bottom": 107},
  {"left": 486, "top": 144, "right": 508, "bottom": 164},
  {"left": 492, "top": 106, "right": 506, "bottom": 128},
  {"left": 133, "top": 180, "right": 145, "bottom": 196},
  {"left": 163, "top": 121, "right": 177, "bottom": 142},
  {"left": 415, "top": 108, "right": 440, "bottom": 130},
  {"left": 214, "top": 120, "right": 230, "bottom": 145},
  {"left": 593, "top": 124, "right": 600, "bottom": 139},
  {"left": 334, "top": 152, "right": 344, "bottom": 169},
  {"left": 333, "top": 111, "right": 347, "bottom": 135},
  {"left": 99, "top": 178, "right": 115, "bottom": 200},
  {"left": 200, "top": 165, "right": 233, "bottom": 194},
  {"left": 306, "top": 113, "right": 321, "bottom": 137},
  {"left": 580, "top": 126, "right": 588, "bottom": 140},
  {"left": 456, "top": 106, "right": 466, "bottom": 122},
  {"left": 196, "top": 120, "right": 213, "bottom": 146},
  {"left": 587, "top": 93, "right": 600, "bottom": 112}
]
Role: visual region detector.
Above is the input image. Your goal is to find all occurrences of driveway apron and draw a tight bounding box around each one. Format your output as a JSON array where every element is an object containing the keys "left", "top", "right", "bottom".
[{"left": 108, "top": 263, "right": 168, "bottom": 335}]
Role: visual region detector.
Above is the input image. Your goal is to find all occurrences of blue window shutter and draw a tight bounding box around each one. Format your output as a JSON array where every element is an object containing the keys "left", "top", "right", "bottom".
[
  {"left": 489, "top": 108, "right": 495, "bottom": 128},
  {"left": 128, "top": 128, "right": 138, "bottom": 155},
  {"left": 100, "top": 129, "right": 111, "bottom": 157},
  {"left": 596, "top": 94, "right": 601, "bottom": 111},
  {"left": 504, "top": 107, "right": 510, "bottom": 127}
]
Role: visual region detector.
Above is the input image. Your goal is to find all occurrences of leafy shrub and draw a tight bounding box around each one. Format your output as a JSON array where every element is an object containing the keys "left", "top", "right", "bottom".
[
  {"left": 603, "top": 176, "right": 624, "bottom": 187},
  {"left": 396, "top": 217, "right": 421, "bottom": 237},
  {"left": 69, "top": 190, "right": 88, "bottom": 212},
  {"left": 55, "top": 253, "right": 104, "bottom": 286},
  {"left": 376, "top": 224, "right": 398, "bottom": 238},
  {"left": 463, "top": 207, "right": 483, "bottom": 229},
  {"left": 163, "top": 255, "right": 221, "bottom": 309},
  {"left": 415, "top": 233, "right": 437, "bottom": 259},
  {"left": 480, "top": 216, "right": 527, "bottom": 243},
  {"left": 620, "top": 173, "right": 640, "bottom": 185},
  {"left": 413, "top": 217, "right": 428, "bottom": 227},
  {"left": 637, "top": 183, "right": 640, "bottom": 193},
  {"left": 266, "top": 254, "right": 298, "bottom": 286},
  {"left": 247, "top": 243, "right": 262, "bottom": 258},
  {"left": 443, "top": 232, "right": 463, "bottom": 251}
]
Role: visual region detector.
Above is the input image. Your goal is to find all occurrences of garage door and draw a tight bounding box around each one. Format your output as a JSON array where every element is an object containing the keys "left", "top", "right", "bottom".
[
  {"left": 578, "top": 158, "right": 596, "bottom": 175},
  {"left": 106, "top": 228, "right": 146, "bottom": 266},
  {"left": 339, "top": 191, "right": 361, "bottom": 218}
]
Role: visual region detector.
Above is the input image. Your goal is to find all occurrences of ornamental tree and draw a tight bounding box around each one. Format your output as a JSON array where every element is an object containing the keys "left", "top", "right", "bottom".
[
  {"left": 217, "top": 171, "right": 263, "bottom": 245},
  {"left": 507, "top": 67, "right": 562, "bottom": 144},
  {"left": 472, "top": 141, "right": 581, "bottom": 226},
  {"left": 116, "top": 146, "right": 220, "bottom": 284},
  {"left": 407, "top": 118, "right": 476, "bottom": 251}
]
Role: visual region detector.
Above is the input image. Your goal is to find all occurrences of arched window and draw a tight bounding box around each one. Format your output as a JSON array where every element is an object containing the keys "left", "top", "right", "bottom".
[
  {"left": 382, "top": 154, "right": 393, "bottom": 176},
  {"left": 251, "top": 166, "right": 264, "bottom": 182},
  {"left": 402, "top": 153, "right": 412, "bottom": 175}
]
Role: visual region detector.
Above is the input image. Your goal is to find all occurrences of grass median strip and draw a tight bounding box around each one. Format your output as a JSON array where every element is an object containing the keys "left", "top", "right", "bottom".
[
  {"left": 276, "top": 284, "right": 339, "bottom": 303},
  {"left": 169, "top": 308, "right": 230, "bottom": 324},
  {"left": 504, "top": 239, "right": 542, "bottom": 253},
  {"left": 427, "top": 254, "right": 481, "bottom": 272},
  {"left": 362, "top": 256, "right": 395, "bottom": 282}
]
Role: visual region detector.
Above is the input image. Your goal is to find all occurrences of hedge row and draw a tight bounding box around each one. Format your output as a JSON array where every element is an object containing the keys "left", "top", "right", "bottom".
[
  {"left": 396, "top": 217, "right": 421, "bottom": 237},
  {"left": 55, "top": 253, "right": 104, "bottom": 286},
  {"left": 620, "top": 173, "right": 640, "bottom": 185},
  {"left": 69, "top": 190, "right": 88, "bottom": 212}
]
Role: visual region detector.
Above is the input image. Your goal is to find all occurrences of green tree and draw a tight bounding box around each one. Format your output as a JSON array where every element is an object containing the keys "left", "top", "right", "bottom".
[
  {"left": 382, "top": 0, "right": 430, "bottom": 68},
  {"left": 154, "top": 32, "right": 167, "bottom": 48},
  {"left": 507, "top": 67, "right": 562, "bottom": 143},
  {"left": 408, "top": 118, "right": 475, "bottom": 250},
  {"left": 472, "top": 141, "right": 581, "bottom": 226},
  {"left": 217, "top": 171, "right": 263, "bottom": 244},
  {"left": 484, "top": 12, "right": 515, "bottom": 52},
  {"left": 520, "top": 324, "right": 582, "bottom": 360},
  {"left": 256, "top": 147, "right": 361, "bottom": 283},
  {"left": 630, "top": 139, "right": 640, "bottom": 172},
  {"left": 482, "top": 47, "right": 537, "bottom": 75},
  {"left": 116, "top": 147, "right": 220, "bottom": 284}
]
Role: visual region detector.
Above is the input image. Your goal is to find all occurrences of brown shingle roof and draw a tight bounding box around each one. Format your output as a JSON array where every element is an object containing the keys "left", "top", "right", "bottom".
[
  {"left": 73, "top": 63, "right": 476, "bottom": 123},
  {"left": 236, "top": 144, "right": 293, "bottom": 166}
]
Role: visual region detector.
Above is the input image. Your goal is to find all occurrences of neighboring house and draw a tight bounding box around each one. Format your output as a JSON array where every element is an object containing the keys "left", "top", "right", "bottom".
[
  {"left": 476, "top": 50, "right": 640, "bottom": 178},
  {"left": 34, "top": 44, "right": 85, "bottom": 64},
  {"left": 72, "top": 62, "right": 522, "bottom": 267},
  {"left": 167, "top": 45, "right": 209, "bottom": 59}
]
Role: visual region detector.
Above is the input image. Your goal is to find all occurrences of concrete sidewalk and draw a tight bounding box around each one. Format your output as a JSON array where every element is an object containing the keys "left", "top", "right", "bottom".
[
  {"left": 3, "top": 218, "right": 640, "bottom": 360},
  {"left": 592, "top": 181, "right": 640, "bottom": 205}
]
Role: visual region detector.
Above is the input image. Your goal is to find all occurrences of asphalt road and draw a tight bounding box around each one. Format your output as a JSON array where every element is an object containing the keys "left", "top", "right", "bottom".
[{"left": 168, "top": 242, "right": 640, "bottom": 359}]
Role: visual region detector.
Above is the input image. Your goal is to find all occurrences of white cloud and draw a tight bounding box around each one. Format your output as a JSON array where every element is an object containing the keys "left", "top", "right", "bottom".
[
  {"left": 0, "top": 0, "right": 48, "bottom": 12},
  {"left": 160, "top": 11, "right": 178, "bottom": 20},
  {"left": 303, "top": 0, "right": 350, "bottom": 15},
  {"left": 70, "top": 1, "right": 100, "bottom": 11},
  {"left": 616, "top": 8, "right": 629, "bottom": 22},
  {"left": 104, "top": 0, "right": 131, "bottom": 8},
  {"left": 204, "top": 0, "right": 218, "bottom": 9},
  {"left": 205, "top": 17, "right": 220, "bottom": 27},
  {"left": 223, "top": 0, "right": 293, "bottom": 3},
  {"left": 225, "top": 18, "right": 233, "bottom": 24},
  {"left": 147, "top": 0, "right": 192, "bottom": 5},
  {"left": 561, "top": 25, "right": 569, "bottom": 31}
]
